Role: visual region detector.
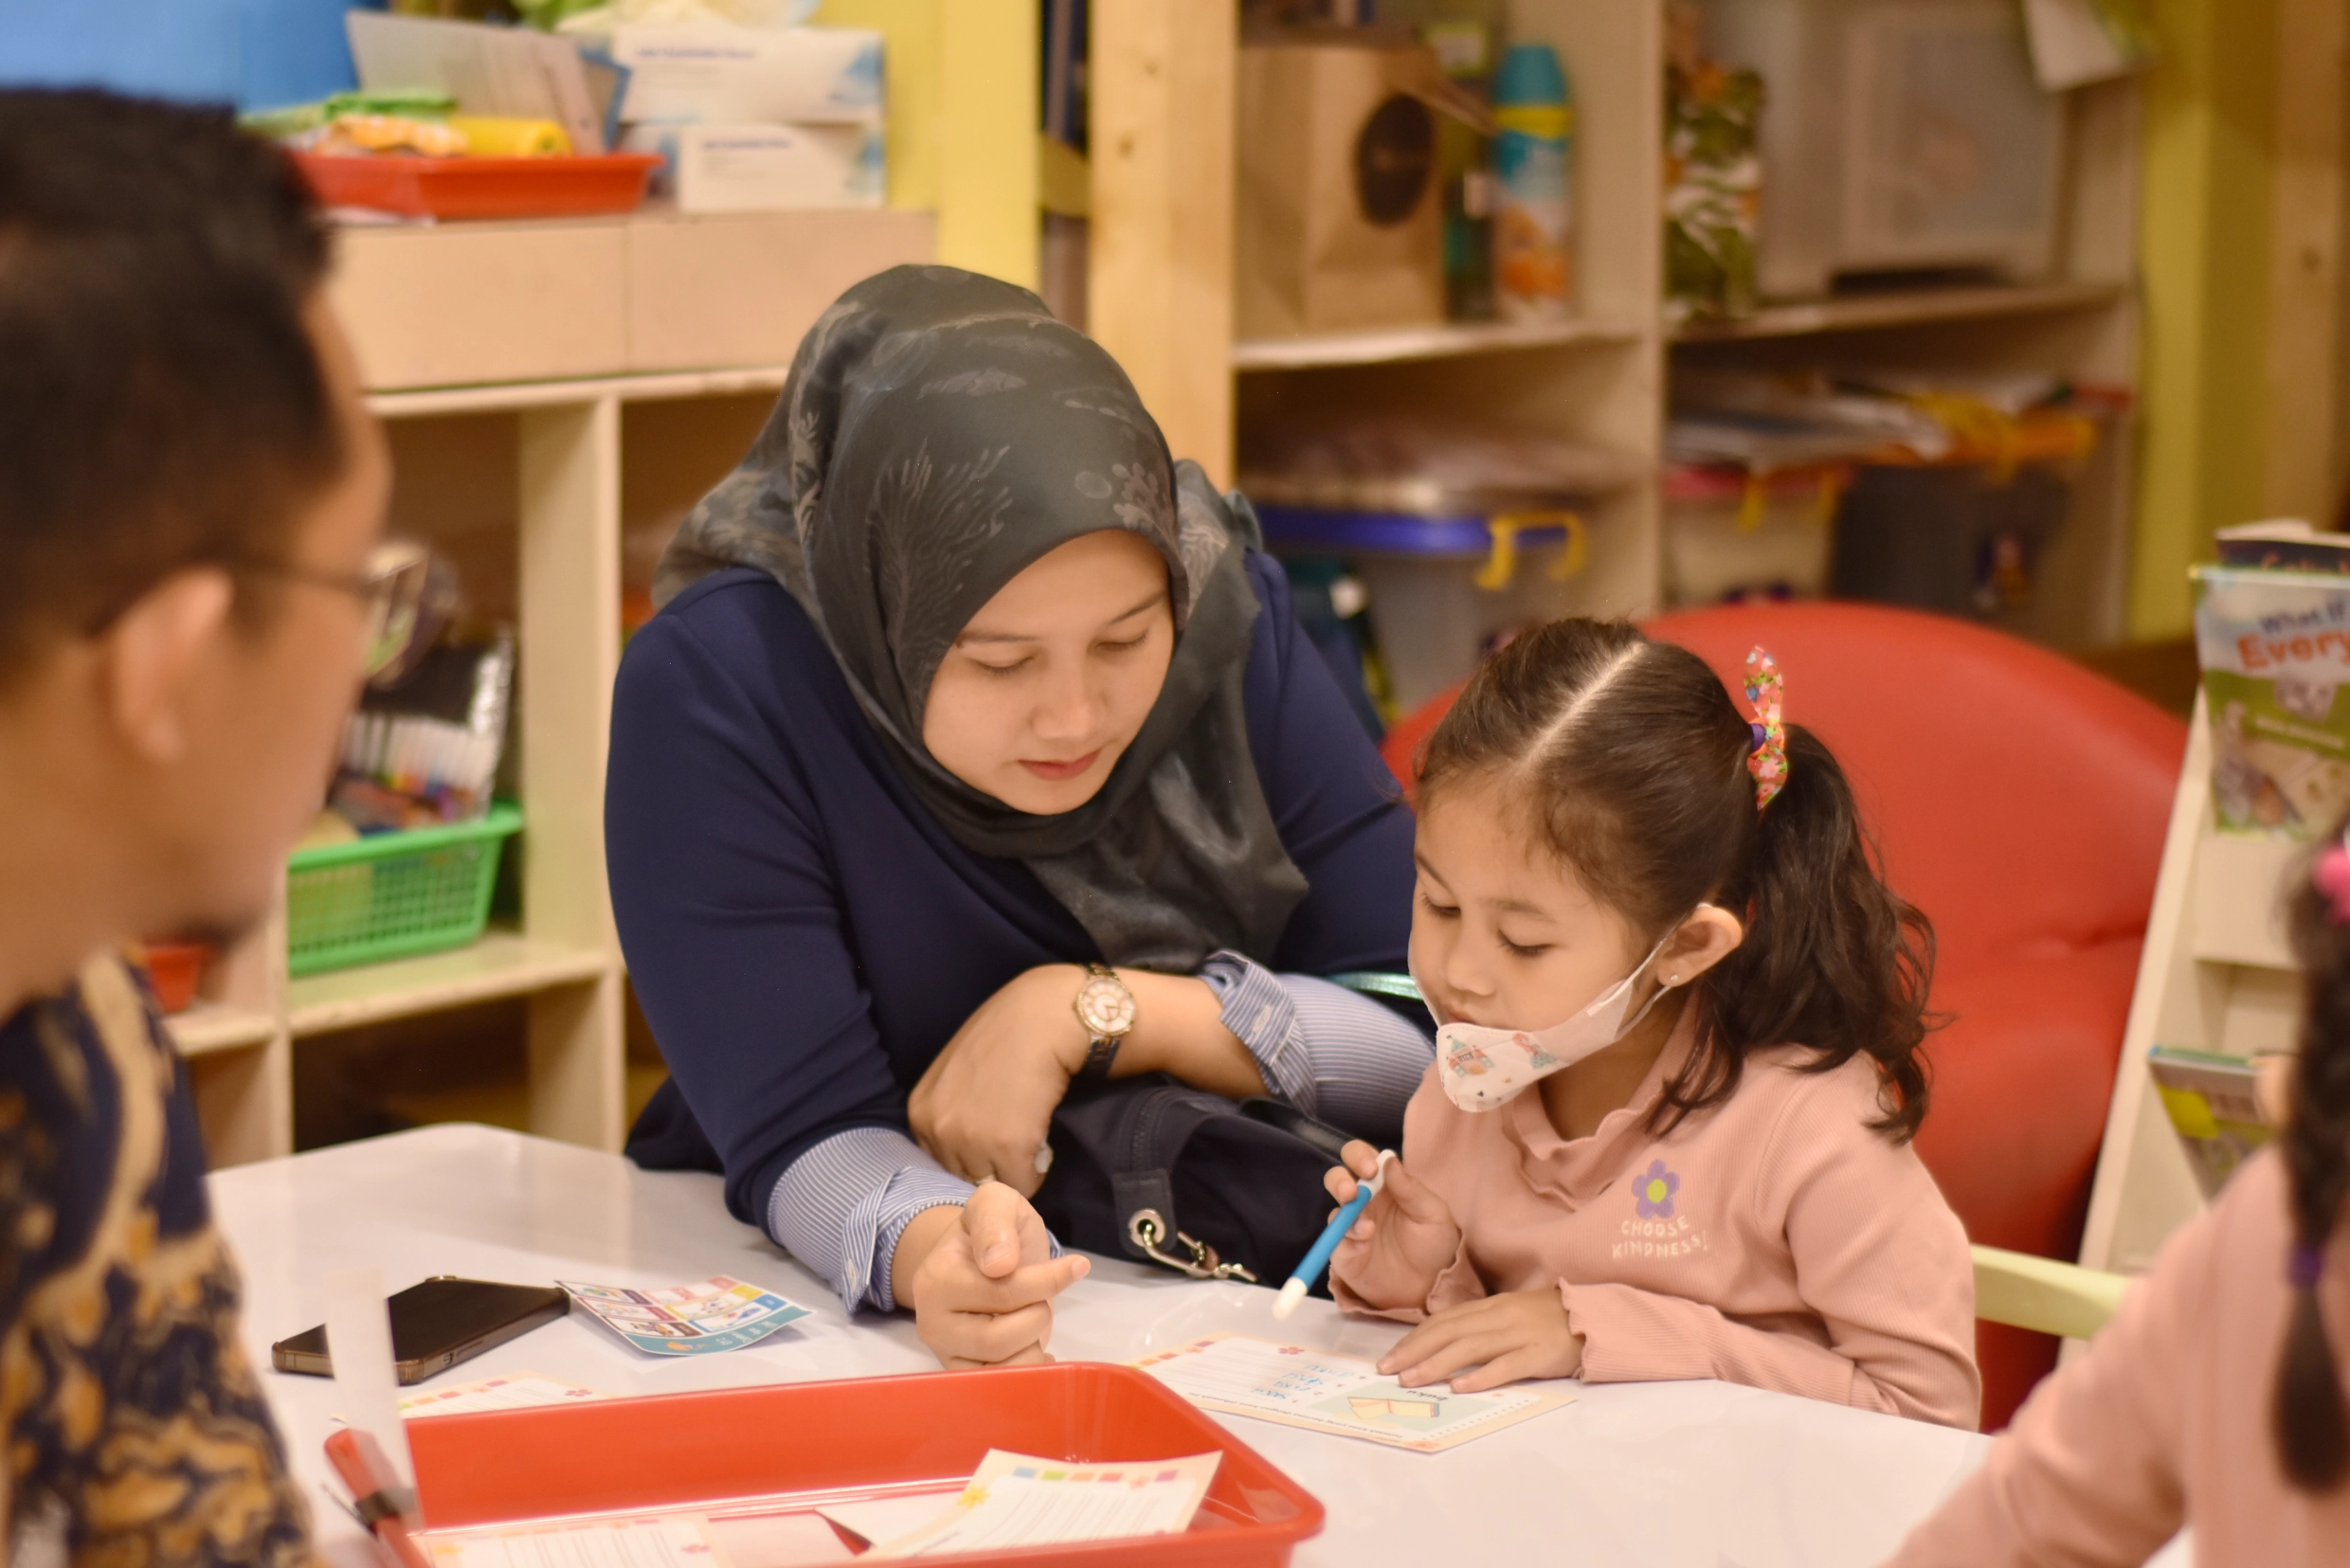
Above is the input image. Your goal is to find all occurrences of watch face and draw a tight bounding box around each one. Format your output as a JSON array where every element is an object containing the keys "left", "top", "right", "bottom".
[{"left": 1076, "top": 974, "right": 1136, "bottom": 1037}]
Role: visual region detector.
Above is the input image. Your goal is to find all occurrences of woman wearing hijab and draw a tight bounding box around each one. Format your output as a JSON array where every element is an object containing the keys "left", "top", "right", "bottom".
[{"left": 609, "top": 266, "right": 1430, "bottom": 1366}]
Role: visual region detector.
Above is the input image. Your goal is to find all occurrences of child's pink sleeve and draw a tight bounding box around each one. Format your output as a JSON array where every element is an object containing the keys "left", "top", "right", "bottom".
[
  {"left": 1876, "top": 1173, "right": 2219, "bottom": 1566},
  {"left": 1567, "top": 1075, "right": 1982, "bottom": 1429},
  {"left": 1329, "top": 1242, "right": 1488, "bottom": 1323}
]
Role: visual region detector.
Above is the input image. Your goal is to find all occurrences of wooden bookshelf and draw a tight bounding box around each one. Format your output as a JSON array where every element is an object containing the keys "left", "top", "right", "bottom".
[
  {"left": 1089, "top": 1, "right": 2146, "bottom": 688},
  {"left": 2080, "top": 694, "right": 2298, "bottom": 1278},
  {"left": 180, "top": 207, "right": 937, "bottom": 1169}
]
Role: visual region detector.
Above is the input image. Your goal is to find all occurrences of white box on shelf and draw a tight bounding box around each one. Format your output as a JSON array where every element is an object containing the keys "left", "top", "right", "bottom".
[
  {"left": 1698, "top": 0, "right": 2065, "bottom": 297},
  {"left": 611, "top": 23, "right": 883, "bottom": 126},
  {"left": 622, "top": 122, "right": 883, "bottom": 214}
]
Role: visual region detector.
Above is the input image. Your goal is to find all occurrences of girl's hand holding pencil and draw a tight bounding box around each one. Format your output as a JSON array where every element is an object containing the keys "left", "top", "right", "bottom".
[{"left": 1322, "top": 1141, "right": 1463, "bottom": 1310}]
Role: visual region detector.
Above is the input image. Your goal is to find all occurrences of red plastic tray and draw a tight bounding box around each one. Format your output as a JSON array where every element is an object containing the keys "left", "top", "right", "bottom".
[
  {"left": 404, "top": 1362, "right": 1325, "bottom": 1566},
  {"left": 292, "top": 152, "right": 660, "bottom": 221}
]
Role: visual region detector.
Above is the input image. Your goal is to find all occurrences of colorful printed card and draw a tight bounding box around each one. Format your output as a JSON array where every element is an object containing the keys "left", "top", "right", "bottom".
[
  {"left": 864, "top": 1449, "right": 1220, "bottom": 1559},
  {"left": 556, "top": 1275, "right": 811, "bottom": 1356},
  {"left": 1135, "top": 1333, "right": 1574, "bottom": 1453},
  {"left": 399, "top": 1372, "right": 606, "bottom": 1418}
]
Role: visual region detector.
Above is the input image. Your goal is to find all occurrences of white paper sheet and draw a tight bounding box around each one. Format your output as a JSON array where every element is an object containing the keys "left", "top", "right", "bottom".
[
  {"left": 865, "top": 1450, "right": 1218, "bottom": 1559},
  {"left": 399, "top": 1373, "right": 607, "bottom": 1418},
  {"left": 809, "top": 1494, "right": 962, "bottom": 1550},
  {"left": 1136, "top": 1333, "right": 1575, "bottom": 1453},
  {"left": 419, "top": 1513, "right": 714, "bottom": 1568},
  {"left": 347, "top": 12, "right": 606, "bottom": 153}
]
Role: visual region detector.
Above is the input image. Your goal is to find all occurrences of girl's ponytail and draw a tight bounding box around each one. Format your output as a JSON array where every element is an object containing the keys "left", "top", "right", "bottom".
[
  {"left": 1694, "top": 725, "right": 1935, "bottom": 1140},
  {"left": 2277, "top": 841, "right": 2350, "bottom": 1490}
]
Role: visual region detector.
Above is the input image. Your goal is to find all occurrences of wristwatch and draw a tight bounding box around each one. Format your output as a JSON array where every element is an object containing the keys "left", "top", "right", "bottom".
[{"left": 1072, "top": 964, "right": 1137, "bottom": 1084}]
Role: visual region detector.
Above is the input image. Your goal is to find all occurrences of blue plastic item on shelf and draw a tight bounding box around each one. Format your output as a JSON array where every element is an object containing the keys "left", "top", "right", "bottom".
[
  {"left": 1254, "top": 503, "right": 1574, "bottom": 558},
  {"left": 0, "top": 0, "right": 378, "bottom": 111}
]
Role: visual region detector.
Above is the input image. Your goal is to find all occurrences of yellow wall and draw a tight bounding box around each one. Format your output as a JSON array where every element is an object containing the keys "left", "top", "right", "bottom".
[
  {"left": 813, "top": 0, "right": 1039, "bottom": 289},
  {"left": 2131, "top": 0, "right": 2280, "bottom": 638}
]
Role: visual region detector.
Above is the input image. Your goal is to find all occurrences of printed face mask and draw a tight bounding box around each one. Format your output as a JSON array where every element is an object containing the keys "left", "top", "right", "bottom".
[{"left": 1419, "top": 930, "right": 1679, "bottom": 1113}]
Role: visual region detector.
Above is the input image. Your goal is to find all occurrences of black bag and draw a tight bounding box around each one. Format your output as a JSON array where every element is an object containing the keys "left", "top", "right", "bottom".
[{"left": 1029, "top": 1072, "right": 1356, "bottom": 1289}]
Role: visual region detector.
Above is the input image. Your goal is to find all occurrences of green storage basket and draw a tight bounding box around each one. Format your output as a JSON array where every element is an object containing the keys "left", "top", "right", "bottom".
[{"left": 286, "top": 802, "right": 523, "bottom": 977}]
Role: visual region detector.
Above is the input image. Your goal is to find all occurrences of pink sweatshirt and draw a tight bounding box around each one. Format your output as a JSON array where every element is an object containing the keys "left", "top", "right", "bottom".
[
  {"left": 1331, "top": 1006, "right": 1980, "bottom": 1429},
  {"left": 1882, "top": 1146, "right": 2350, "bottom": 1567}
]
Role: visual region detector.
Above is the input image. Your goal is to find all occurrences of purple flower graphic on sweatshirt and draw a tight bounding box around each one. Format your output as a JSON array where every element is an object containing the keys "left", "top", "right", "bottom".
[{"left": 1635, "top": 1160, "right": 1680, "bottom": 1220}]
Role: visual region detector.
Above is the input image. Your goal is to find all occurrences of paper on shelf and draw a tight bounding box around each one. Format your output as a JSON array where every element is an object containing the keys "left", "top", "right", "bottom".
[
  {"left": 348, "top": 12, "right": 607, "bottom": 153},
  {"left": 399, "top": 1372, "right": 607, "bottom": 1417},
  {"left": 1136, "top": 1332, "right": 1575, "bottom": 1453},
  {"left": 557, "top": 1274, "right": 811, "bottom": 1356},
  {"left": 865, "top": 1450, "right": 1219, "bottom": 1559}
]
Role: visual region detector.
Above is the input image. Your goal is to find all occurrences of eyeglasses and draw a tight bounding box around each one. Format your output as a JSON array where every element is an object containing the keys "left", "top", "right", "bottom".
[{"left": 234, "top": 539, "right": 460, "bottom": 687}]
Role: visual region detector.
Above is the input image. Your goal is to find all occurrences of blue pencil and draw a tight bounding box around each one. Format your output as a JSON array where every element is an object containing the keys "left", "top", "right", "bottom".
[{"left": 1274, "top": 1149, "right": 1396, "bottom": 1319}]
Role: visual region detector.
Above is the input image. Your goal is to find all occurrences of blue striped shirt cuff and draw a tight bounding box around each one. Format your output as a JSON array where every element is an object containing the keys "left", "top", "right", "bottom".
[
  {"left": 1198, "top": 952, "right": 1435, "bottom": 1132},
  {"left": 767, "top": 1127, "right": 972, "bottom": 1312},
  {"left": 766, "top": 1126, "right": 1070, "bottom": 1314}
]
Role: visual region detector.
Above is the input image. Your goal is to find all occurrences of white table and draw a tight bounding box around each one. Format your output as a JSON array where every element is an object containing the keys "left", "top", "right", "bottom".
[{"left": 214, "top": 1124, "right": 1990, "bottom": 1568}]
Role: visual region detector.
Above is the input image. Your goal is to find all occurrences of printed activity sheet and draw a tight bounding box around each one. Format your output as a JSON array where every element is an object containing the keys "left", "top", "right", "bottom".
[
  {"left": 399, "top": 1373, "right": 606, "bottom": 1418},
  {"left": 418, "top": 1512, "right": 721, "bottom": 1568},
  {"left": 556, "top": 1275, "right": 811, "bottom": 1356},
  {"left": 1135, "top": 1333, "right": 1575, "bottom": 1453},
  {"left": 865, "top": 1450, "right": 1219, "bottom": 1559}
]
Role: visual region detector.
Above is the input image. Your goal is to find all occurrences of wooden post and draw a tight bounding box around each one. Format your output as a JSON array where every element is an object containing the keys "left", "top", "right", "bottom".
[
  {"left": 2264, "top": 0, "right": 2350, "bottom": 524},
  {"left": 1089, "top": 0, "right": 1238, "bottom": 485},
  {"left": 518, "top": 398, "right": 625, "bottom": 1151}
]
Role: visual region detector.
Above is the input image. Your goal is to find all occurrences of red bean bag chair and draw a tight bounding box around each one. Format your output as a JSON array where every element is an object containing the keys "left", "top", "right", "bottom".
[{"left": 1378, "top": 602, "right": 2185, "bottom": 1430}]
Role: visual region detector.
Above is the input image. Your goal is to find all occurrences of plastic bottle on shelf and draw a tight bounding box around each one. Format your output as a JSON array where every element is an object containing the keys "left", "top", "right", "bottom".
[{"left": 1491, "top": 41, "right": 1573, "bottom": 320}]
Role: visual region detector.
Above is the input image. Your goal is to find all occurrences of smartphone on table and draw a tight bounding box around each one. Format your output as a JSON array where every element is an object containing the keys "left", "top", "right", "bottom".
[{"left": 271, "top": 1275, "right": 569, "bottom": 1385}]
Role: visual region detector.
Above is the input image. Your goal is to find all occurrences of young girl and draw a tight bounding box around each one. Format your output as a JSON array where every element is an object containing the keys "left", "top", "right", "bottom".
[
  {"left": 1879, "top": 825, "right": 2350, "bottom": 1564},
  {"left": 1326, "top": 618, "right": 1980, "bottom": 1429}
]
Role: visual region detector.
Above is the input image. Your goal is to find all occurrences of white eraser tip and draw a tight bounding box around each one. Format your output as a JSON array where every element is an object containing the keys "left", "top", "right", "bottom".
[{"left": 1272, "top": 1278, "right": 1308, "bottom": 1320}]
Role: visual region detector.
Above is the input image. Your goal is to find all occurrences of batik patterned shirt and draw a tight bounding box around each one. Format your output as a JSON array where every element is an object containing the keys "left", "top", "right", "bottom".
[{"left": 0, "top": 953, "right": 311, "bottom": 1566}]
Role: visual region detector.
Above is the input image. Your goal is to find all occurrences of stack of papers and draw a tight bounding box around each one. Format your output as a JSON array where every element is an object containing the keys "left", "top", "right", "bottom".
[{"left": 412, "top": 1449, "right": 1217, "bottom": 1567}]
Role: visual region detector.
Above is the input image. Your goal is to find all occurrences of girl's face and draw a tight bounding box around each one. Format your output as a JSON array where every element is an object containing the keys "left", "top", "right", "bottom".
[
  {"left": 1410, "top": 771, "right": 1651, "bottom": 1031},
  {"left": 922, "top": 529, "right": 1175, "bottom": 816}
]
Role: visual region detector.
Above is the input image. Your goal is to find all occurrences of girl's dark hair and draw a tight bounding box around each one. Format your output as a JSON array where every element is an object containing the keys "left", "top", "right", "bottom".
[
  {"left": 1416, "top": 618, "right": 1937, "bottom": 1140},
  {"left": 2276, "top": 843, "right": 2350, "bottom": 1490}
]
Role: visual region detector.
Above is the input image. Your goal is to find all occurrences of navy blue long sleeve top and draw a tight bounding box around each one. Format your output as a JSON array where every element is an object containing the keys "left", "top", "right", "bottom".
[{"left": 606, "top": 554, "right": 1420, "bottom": 1258}]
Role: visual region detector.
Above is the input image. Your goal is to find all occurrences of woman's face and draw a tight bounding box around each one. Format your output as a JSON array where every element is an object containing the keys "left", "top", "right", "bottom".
[{"left": 922, "top": 530, "right": 1175, "bottom": 815}]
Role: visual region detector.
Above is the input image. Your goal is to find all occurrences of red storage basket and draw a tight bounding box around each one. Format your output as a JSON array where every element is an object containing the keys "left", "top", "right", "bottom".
[
  {"left": 291, "top": 152, "right": 660, "bottom": 221},
  {"left": 404, "top": 1362, "right": 1324, "bottom": 1566}
]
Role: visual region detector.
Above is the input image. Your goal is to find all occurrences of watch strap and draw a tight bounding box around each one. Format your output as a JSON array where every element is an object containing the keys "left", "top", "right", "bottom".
[{"left": 1076, "top": 1033, "right": 1122, "bottom": 1085}]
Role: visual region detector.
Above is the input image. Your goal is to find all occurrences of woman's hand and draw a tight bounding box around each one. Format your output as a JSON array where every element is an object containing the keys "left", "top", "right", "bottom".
[
  {"left": 909, "top": 965, "right": 1091, "bottom": 1198},
  {"left": 895, "top": 1181, "right": 1091, "bottom": 1368},
  {"left": 1379, "top": 1288, "right": 1584, "bottom": 1394},
  {"left": 1325, "top": 1140, "right": 1461, "bottom": 1309}
]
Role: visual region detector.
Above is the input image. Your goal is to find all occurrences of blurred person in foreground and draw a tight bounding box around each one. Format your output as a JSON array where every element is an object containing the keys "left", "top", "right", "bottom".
[{"left": 0, "top": 88, "right": 392, "bottom": 1564}]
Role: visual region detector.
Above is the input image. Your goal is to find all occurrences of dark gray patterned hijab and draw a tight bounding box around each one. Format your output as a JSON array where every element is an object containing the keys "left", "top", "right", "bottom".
[{"left": 654, "top": 265, "right": 1307, "bottom": 971}]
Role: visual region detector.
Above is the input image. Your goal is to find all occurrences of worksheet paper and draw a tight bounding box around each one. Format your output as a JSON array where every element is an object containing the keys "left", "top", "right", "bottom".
[
  {"left": 399, "top": 1373, "right": 606, "bottom": 1418},
  {"left": 419, "top": 1513, "right": 719, "bottom": 1568},
  {"left": 865, "top": 1450, "right": 1219, "bottom": 1559},
  {"left": 557, "top": 1276, "right": 810, "bottom": 1356},
  {"left": 1136, "top": 1333, "right": 1575, "bottom": 1453}
]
